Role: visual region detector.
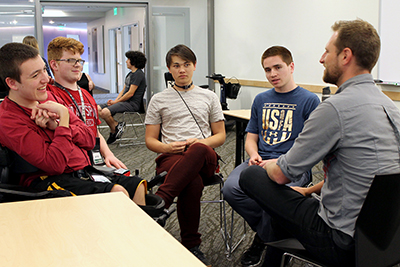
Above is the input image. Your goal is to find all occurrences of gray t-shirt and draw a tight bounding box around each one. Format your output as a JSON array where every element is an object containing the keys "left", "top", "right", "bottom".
[
  {"left": 278, "top": 74, "right": 400, "bottom": 237},
  {"left": 124, "top": 69, "right": 146, "bottom": 110},
  {"left": 145, "top": 86, "right": 224, "bottom": 144}
]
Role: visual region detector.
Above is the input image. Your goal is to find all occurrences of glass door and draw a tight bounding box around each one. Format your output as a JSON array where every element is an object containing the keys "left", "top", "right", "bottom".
[{"left": 151, "top": 7, "right": 190, "bottom": 96}]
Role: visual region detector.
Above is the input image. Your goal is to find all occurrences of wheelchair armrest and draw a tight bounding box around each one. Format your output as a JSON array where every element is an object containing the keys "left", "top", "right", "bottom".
[
  {"left": 0, "top": 183, "right": 73, "bottom": 202},
  {"left": 147, "top": 171, "right": 167, "bottom": 190}
]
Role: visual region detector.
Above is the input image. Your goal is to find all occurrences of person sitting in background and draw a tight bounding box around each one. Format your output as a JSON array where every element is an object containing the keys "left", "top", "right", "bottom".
[
  {"left": 0, "top": 42, "right": 148, "bottom": 207},
  {"left": 145, "top": 44, "right": 225, "bottom": 266},
  {"left": 98, "top": 50, "right": 147, "bottom": 144},
  {"left": 22, "top": 35, "right": 52, "bottom": 78},
  {"left": 222, "top": 46, "right": 320, "bottom": 267},
  {"left": 46, "top": 36, "right": 125, "bottom": 169},
  {"left": 78, "top": 72, "right": 95, "bottom": 95}
]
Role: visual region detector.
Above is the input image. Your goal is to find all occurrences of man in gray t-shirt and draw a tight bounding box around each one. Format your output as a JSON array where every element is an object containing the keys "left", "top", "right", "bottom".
[{"left": 99, "top": 51, "right": 147, "bottom": 144}]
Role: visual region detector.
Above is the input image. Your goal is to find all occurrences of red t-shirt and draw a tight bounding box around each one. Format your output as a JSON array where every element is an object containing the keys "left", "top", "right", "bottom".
[{"left": 47, "top": 84, "right": 101, "bottom": 135}]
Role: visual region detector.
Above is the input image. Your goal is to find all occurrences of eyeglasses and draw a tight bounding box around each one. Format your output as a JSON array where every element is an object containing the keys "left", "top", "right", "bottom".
[{"left": 55, "top": 58, "right": 85, "bottom": 65}]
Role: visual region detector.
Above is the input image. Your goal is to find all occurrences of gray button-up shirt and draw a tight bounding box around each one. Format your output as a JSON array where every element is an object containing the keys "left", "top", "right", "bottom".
[{"left": 278, "top": 73, "right": 400, "bottom": 237}]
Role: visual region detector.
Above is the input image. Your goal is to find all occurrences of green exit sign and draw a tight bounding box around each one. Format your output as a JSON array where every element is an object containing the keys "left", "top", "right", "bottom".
[{"left": 114, "top": 7, "right": 118, "bottom": 15}]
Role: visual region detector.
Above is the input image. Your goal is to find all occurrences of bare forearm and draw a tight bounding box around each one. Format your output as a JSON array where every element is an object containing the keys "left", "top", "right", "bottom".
[
  {"left": 264, "top": 159, "right": 291, "bottom": 184},
  {"left": 114, "top": 90, "right": 125, "bottom": 102},
  {"left": 115, "top": 85, "right": 137, "bottom": 103},
  {"left": 98, "top": 133, "right": 113, "bottom": 158},
  {"left": 197, "top": 132, "right": 225, "bottom": 149},
  {"left": 145, "top": 136, "right": 168, "bottom": 153},
  {"left": 116, "top": 92, "right": 134, "bottom": 103},
  {"left": 307, "top": 181, "right": 324, "bottom": 195},
  {"left": 245, "top": 141, "right": 259, "bottom": 159}
]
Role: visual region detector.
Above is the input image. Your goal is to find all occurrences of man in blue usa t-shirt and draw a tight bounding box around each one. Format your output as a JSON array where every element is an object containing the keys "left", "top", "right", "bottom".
[{"left": 222, "top": 46, "right": 320, "bottom": 267}]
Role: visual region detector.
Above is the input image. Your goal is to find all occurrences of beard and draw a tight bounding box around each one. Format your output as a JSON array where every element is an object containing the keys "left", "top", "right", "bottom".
[{"left": 323, "top": 63, "right": 342, "bottom": 85}]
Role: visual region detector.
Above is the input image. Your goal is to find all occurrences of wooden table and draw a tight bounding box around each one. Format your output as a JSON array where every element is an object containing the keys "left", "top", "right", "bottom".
[
  {"left": 0, "top": 192, "right": 205, "bottom": 266},
  {"left": 223, "top": 109, "right": 251, "bottom": 167}
]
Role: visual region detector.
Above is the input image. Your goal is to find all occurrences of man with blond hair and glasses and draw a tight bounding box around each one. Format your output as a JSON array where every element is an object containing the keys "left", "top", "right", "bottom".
[{"left": 46, "top": 37, "right": 125, "bottom": 169}]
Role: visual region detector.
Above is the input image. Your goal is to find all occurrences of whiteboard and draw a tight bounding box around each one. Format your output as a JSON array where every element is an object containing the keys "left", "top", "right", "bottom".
[
  {"left": 214, "top": 0, "right": 380, "bottom": 86},
  {"left": 378, "top": 0, "right": 400, "bottom": 83}
]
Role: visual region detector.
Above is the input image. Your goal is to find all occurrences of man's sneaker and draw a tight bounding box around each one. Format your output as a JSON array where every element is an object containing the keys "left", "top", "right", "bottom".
[
  {"left": 107, "top": 132, "right": 118, "bottom": 144},
  {"left": 115, "top": 121, "right": 126, "bottom": 139},
  {"left": 241, "top": 234, "right": 267, "bottom": 267},
  {"left": 189, "top": 245, "right": 211, "bottom": 267}
]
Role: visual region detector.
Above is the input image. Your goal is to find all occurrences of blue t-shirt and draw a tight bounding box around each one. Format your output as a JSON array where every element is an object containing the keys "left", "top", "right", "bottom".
[{"left": 246, "top": 86, "right": 320, "bottom": 159}]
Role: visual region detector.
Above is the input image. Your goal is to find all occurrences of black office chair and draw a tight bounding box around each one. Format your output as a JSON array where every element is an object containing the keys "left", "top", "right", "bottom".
[
  {"left": 267, "top": 173, "right": 400, "bottom": 267},
  {"left": 0, "top": 145, "right": 72, "bottom": 202},
  {"left": 117, "top": 97, "right": 146, "bottom": 147},
  {"left": 164, "top": 72, "right": 174, "bottom": 88}
]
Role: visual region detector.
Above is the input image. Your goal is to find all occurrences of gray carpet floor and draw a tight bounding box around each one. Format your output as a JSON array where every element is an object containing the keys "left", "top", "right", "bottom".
[{"left": 94, "top": 90, "right": 324, "bottom": 267}]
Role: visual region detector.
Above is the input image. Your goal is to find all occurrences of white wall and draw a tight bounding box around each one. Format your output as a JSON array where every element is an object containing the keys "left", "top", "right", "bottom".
[{"left": 214, "top": 0, "right": 380, "bottom": 109}]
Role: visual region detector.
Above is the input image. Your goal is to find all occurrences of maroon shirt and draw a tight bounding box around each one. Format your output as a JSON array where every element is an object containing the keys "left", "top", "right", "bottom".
[{"left": 0, "top": 92, "right": 95, "bottom": 186}]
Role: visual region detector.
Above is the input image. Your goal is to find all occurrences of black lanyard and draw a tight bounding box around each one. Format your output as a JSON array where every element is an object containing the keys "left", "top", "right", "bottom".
[
  {"left": 173, "top": 87, "right": 206, "bottom": 139},
  {"left": 54, "top": 82, "right": 85, "bottom": 122}
]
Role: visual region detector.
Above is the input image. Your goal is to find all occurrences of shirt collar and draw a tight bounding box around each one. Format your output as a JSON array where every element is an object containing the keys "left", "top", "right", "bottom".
[{"left": 336, "top": 74, "right": 374, "bottom": 94}]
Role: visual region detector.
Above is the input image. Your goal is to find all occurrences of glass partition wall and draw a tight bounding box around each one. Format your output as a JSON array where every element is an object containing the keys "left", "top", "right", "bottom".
[
  {"left": 0, "top": 1, "right": 36, "bottom": 46},
  {"left": 0, "top": 1, "right": 149, "bottom": 95}
]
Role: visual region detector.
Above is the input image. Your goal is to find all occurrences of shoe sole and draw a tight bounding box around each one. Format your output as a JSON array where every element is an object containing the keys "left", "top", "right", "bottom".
[
  {"left": 115, "top": 122, "right": 126, "bottom": 139},
  {"left": 106, "top": 134, "right": 117, "bottom": 144}
]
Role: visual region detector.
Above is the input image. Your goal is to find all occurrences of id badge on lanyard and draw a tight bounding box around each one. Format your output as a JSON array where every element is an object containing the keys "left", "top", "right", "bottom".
[{"left": 89, "top": 137, "right": 105, "bottom": 166}]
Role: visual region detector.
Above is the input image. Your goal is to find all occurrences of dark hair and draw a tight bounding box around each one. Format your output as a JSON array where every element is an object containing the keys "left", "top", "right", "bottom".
[
  {"left": 332, "top": 19, "right": 380, "bottom": 72},
  {"left": 261, "top": 46, "right": 293, "bottom": 67},
  {"left": 166, "top": 44, "right": 196, "bottom": 68},
  {"left": 125, "top": 50, "right": 147, "bottom": 69},
  {"left": 0, "top": 43, "right": 39, "bottom": 90}
]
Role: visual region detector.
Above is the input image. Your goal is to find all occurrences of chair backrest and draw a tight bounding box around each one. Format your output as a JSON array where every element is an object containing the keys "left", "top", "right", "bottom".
[
  {"left": 138, "top": 96, "right": 146, "bottom": 113},
  {"left": 0, "top": 145, "right": 39, "bottom": 185},
  {"left": 321, "top": 86, "right": 331, "bottom": 101},
  {"left": 164, "top": 72, "right": 174, "bottom": 88},
  {"left": 0, "top": 145, "right": 11, "bottom": 184},
  {"left": 355, "top": 173, "right": 400, "bottom": 267}
]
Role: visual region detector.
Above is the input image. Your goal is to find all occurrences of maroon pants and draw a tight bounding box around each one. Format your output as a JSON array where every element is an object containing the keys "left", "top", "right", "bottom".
[{"left": 155, "top": 143, "right": 218, "bottom": 249}]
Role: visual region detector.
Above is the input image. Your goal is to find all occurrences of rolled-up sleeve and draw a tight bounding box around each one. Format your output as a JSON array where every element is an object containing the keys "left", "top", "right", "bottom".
[{"left": 277, "top": 102, "right": 342, "bottom": 182}]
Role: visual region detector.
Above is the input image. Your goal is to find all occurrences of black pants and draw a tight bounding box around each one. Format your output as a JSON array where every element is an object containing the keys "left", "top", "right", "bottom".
[
  {"left": 33, "top": 171, "right": 144, "bottom": 199},
  {"left": 239, "top": 165, "right": 355, "bottom": 267}
]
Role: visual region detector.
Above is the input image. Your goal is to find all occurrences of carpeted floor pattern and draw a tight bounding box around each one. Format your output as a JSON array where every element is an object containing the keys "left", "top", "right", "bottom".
[{"left": 94, "top": 90, "right": 324, "bottom": 267}]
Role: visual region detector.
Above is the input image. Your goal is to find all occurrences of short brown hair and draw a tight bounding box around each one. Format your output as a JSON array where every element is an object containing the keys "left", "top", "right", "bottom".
[
  {"left": 261, "top": 46, "right": 293, "bottom": 67},
  {"left": 166, "top": 44, "right": 196, "bottom": 68},
  {"left": 332, "top": 19, "right": 380, "bottom": 72},
  {"left": 0, "top": 43, "right": 39, "bottom": 89},
  {"left": 47, "top": 37, "right": 84, "bottom": 71},
  {"left": 22, "top": 35, "right": 39, "bottom": 50}
]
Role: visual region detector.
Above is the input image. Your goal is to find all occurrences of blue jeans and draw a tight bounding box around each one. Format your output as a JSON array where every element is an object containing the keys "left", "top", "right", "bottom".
[
  {"left": 239, "top": 165, "right": 354, "bottom": 267},
  {"left": 222, "top": 159, "right": 311, "bottom": 242}
]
